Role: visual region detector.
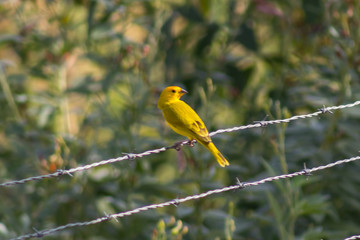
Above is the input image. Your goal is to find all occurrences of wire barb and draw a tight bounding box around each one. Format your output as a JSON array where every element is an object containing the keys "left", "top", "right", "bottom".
[
  {"left": 104, "top": 211, "right": 119, "bottom": 223},
  {"left": 236, "top": 177, "right": 246, "bottom": 189},
  {"left": 56, "top": 169, "right": 73, "bottom": 177},
  {"left": 171, "top": 198, "right": 180, "bottom": 207},
  {"left": 302, "top": 163, "right": 311, "bottom": 178},
  {"left": 10, "top": 154, "right": 360, "bottom": 240},
  {"left": 1, "top": 100, "right": 360, "bottom": 189},
  {"left": 254, "top": 115, "right": 270, "bottom": 127},
  {"left": 318, "top": 105, "right": 333, "bottom": 114},
  {"left": 31, "top": 227, "right": 44, "bottom": 238},
  {"left": 123, "top": 153, "right": 136, "bottom": 160}
]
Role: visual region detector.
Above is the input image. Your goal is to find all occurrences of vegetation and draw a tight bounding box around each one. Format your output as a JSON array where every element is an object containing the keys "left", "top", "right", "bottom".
[{"left": 0, "top": 0, "right": 359, "bottom": 239}]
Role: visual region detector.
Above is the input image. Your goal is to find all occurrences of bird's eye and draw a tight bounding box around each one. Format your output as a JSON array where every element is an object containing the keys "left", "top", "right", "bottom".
[{"left": 172, "top": 90, "right": 176, "bottom": 93}]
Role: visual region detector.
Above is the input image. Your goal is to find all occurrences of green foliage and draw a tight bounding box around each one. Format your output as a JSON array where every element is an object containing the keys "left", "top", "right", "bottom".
[
  {"left": 152, "top": 217, "right": 188, "bottom": 240},
  {"left": 0, "top": 0, "right": 360, "bottom": 239}
]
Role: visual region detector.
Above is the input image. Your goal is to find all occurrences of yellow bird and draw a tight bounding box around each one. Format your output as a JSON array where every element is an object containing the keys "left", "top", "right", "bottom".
[{"left": 158, "top": 86, "right": 229, "bottom": 167}]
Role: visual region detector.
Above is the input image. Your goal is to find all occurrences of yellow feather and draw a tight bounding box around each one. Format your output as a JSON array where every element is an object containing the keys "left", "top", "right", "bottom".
[{"left": 158, "top": 86, "right": 229, "bottom": 167}]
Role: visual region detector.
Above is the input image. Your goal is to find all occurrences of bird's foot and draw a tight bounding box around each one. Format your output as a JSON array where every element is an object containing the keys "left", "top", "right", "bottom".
[
  {"left": 187, "top": 139, "right": 196, "bottom": 147},
  {"left": 169, "top": 140, "right": 196, "bottom": 151},
  {"left": 171, "top": 141, "right": 185, "bottom": 151}
]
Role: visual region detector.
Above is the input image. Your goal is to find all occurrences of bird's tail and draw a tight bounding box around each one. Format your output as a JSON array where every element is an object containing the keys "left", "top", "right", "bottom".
[{"left": 205, "top": 142, "right": 229, "bottom": 167}]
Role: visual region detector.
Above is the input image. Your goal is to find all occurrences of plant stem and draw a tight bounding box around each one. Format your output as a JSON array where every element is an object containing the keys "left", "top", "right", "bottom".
[{"left": 0, "top": 64, "right": 21, "bottom": 122}]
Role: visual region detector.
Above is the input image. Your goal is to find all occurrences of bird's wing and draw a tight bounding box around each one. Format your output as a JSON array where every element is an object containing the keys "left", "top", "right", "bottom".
[{"left": 163, "top": 101, "right": 211, "bottom": 143}]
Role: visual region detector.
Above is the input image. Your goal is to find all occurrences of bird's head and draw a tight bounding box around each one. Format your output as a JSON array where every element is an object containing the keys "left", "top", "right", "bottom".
[{"left": 158, "top": 86, "right": 188, "bottom": 109}]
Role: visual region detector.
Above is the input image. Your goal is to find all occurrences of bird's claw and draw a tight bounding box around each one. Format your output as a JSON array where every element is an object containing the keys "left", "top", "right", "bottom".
[
  {"left": 170, "top": 140, "right": 196, "bottom": 151},
  {"left": 171, "top": 141, "right": 184, "bottom": 151},
  {"left": 187, "top": 140, "right": 196, "bottom": 147}
]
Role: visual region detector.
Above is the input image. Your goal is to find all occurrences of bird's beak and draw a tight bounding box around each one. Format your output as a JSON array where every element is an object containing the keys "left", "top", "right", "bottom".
[{"left": 180, "top": 89, "right": 188, "bottom": 95}]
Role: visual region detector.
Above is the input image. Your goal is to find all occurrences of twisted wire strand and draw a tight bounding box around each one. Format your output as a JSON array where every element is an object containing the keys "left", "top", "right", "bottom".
[
  {"left": 10, "top": 155, "right": 360, "bottom": 240},
  {"left": 0, "top": 146, "right": 170, "bottom": 187},
  {"left": 209, "top": 100, "right": 360, "bottom": 136},
  {"left": 345, "top": 235, "right": 360, "bottom": 240},
  {"left": 1, "top": 100, "right": 360, "bottom": 188}
]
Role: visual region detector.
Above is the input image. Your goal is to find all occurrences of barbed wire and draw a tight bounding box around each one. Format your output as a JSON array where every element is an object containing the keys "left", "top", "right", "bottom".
[
  {"left": 1, "top": 100, "right": 360, "bottom": 188},
  {"left": 209, "top": 100, "right": 360, "bottom": 136},
  {"left": 345, "top": 235, "right": 360, "bottom": 240},
  {"left": 10, "top": 154, "right": 360, "bottom": 240}
]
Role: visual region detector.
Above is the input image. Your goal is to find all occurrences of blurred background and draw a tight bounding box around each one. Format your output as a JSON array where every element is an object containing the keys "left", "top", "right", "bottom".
[{"left": 0, "top": 0, "right": 360, "bottom": 239}]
